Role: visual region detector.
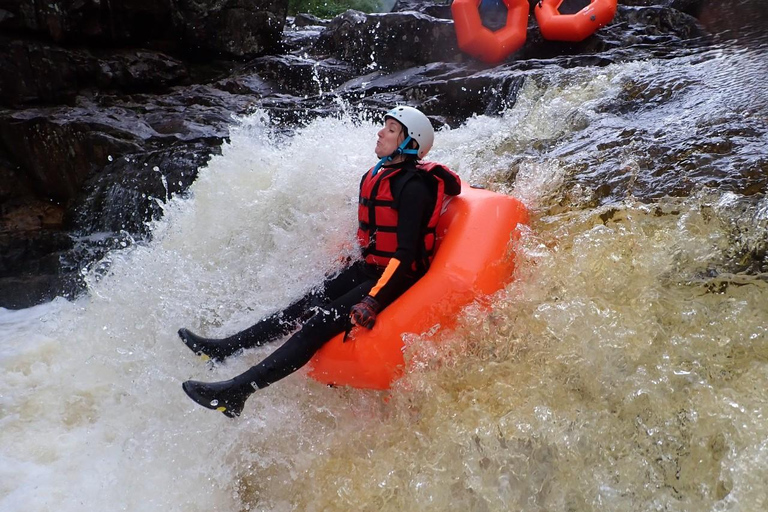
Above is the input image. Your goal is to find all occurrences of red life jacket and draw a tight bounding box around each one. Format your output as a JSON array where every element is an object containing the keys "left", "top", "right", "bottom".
[{"left": 357, "top": 161, "right": 461, "bottom": 271}]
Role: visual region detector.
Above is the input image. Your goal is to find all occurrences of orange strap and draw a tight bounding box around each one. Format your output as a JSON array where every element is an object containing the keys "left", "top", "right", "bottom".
[{"left": 369, "top": 258, "right": 401, "bottom": 298}]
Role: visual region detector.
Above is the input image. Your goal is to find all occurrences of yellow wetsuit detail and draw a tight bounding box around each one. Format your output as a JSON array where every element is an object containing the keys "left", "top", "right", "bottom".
[{"left": 369, "top": 258, "right": 402, "bottom": 299}]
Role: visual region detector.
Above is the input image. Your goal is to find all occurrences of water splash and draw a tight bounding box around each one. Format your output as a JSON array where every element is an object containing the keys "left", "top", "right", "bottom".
[{"left": 1, "top": 46, "right": 767, "bottom": 512}]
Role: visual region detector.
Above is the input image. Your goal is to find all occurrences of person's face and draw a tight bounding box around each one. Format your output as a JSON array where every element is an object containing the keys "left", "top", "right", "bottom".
[{"left": 376, "top": 118, "right": 406, "bottom": 159}]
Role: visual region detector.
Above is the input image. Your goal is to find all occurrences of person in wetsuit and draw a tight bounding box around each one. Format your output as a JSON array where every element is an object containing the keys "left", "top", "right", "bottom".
[{"left": 180, "top": 106, "right": 461, "bottom": 418}]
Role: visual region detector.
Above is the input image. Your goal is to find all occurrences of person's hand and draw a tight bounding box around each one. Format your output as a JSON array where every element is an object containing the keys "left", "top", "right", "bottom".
[{"left": 349, "top": 296, "right": 380, "bottom": 330}]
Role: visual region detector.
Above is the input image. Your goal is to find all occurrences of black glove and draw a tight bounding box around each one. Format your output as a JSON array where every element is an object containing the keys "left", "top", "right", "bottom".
[{"left": 349, "top": 295, "right": 380, "bottom": 330}]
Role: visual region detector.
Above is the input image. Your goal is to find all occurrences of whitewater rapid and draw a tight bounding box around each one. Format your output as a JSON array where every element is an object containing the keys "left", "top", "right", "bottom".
[{"left": 2, "top": 47, "right": 767, "bottom": 511}]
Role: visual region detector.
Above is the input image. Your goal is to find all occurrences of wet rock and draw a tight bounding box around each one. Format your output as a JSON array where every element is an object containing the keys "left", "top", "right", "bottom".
[
  {"left": 0, "top": 227, "right": 76, "bottom": 309},
  {"left": 0, "top": 84, "right": 248, "bottom": 198},
  {"left": 0, "top": 149, "right": 32, "bottom": 207},
  {"left": 281, "top": 18, "right": 328, "bottom": 54},
  {"left": 0, "top": 0, "right": 289, "bottom": 57},
  {"left": 0, "top": 36, "right": 188, "bottom": 107},
  {"left": 59, "top": 86, "right": 246, "bottom": 231},
  {"left": 2, "top": 0, "right": 290, "bottom": 309},
  {"left": 0, "top": 80, "right": 254, "bottom": 308},
  {"left": 0, "top": 170, "right": 67, "bottom": 284},
  {"left": 511, "top": 4, "right": 709, "bottom": 65},
  {"left": 213, "top": 72, "right": 276, "bottom": 97},
  {"left": 291, "top": 13, "right": 331, "bottom": 27},
  {"left": 315, "top": 10, "right": 462, "bottom": 72},
  {"left": 621, "top": 0, "right": 706, "bottom": 18},
  {"left": 69, "top": 141, "right": 219, "bottom": 236},
  {"left": 0, "top": 146, "right": 73, "bottom": 308},
  {"left": 615, "top": 4, "right": 708, "bottom": 41},
  {"left": 183, "top": 0, "right": 288, "bottom": 58},
  {"left": 694, "top": 0, "right": 768, "bottom": 47},
  {"left": 0, "top": 0, "right": 288, "bottom": 106},
  {"left": 391, "top": 0, "right": 453, "bottom": 19},
  {"left": 0, "top": 107, "right": 146, "bottom": 203},
  {"left": 240, "top": 55, "right": 357, "bottom": 96}
]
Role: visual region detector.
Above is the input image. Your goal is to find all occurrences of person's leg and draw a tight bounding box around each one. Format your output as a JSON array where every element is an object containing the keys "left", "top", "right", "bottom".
[
  {"left": 178, "top": 288, "right": 325, "bottom": 362},
  {"left": 182, "top": 277, "right": 376, "bottom": 417},
  {"left": 179, "top": 262, "right": 371, "bottom": 362}
]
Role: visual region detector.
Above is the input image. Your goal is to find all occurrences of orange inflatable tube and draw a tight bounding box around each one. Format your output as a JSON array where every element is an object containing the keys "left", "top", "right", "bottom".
[
  {"left": 535, "top": 0, "right": 618, "bottom": 42},
  {"left": 308, "top": 183, "right": 529, "bottom": 390},
  {"left": 451, "top": 0, "right": 529, "bottom": 64}
]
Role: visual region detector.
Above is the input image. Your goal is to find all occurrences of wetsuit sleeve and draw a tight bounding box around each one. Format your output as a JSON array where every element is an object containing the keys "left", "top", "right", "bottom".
[{"left": 368, "top": 178, "right": 433, "bottom": 308}]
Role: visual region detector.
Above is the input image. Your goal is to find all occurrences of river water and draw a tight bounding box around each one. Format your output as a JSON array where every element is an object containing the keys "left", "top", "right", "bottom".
[{"left": 1, "top": 8, "right": 767, "bottom": 512}]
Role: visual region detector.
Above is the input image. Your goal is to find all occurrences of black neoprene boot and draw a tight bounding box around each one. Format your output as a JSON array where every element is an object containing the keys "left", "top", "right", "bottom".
[
  {"left": 178, "top": 328, "right": 244, "bottom": 362},
  {"left": 182, "top": 375, "right": 258, "bottom": 418}
]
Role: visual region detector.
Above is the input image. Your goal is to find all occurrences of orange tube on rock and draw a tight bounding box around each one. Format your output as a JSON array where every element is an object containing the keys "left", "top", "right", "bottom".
[
  {"left": 451, "top": 0, "right": 529, "bottom": 64},
  {"left": 535, "top": 0, "right": 618, "bottom": 42},
  {"left": 308, "top": 183, "right": 529, "bottom": 390}
]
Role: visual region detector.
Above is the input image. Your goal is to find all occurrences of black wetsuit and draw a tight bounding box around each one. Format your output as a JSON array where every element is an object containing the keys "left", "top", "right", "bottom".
[{"left": 216, "top": 161, "right": 439, "bottom": 388}]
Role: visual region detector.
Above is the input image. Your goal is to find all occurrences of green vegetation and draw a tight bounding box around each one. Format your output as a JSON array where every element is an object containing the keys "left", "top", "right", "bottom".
[{"left": 288, "top": 0, "right": 386, "bottom": 19}]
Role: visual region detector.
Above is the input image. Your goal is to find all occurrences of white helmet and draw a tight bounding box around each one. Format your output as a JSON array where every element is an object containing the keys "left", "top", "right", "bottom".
[{"left": 384, "top": 106, "right": 435, "bottom": 159}]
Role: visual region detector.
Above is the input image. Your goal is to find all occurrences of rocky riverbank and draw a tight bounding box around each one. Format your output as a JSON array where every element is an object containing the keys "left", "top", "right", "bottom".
[{"left": 0, "top": 0, "right": 726, "bottom": 308}]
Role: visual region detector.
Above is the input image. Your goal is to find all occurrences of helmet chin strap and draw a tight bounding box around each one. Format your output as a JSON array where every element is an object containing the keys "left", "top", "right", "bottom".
[{"left": 372, "top": 136, "right": 418, "bottom": 175}]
